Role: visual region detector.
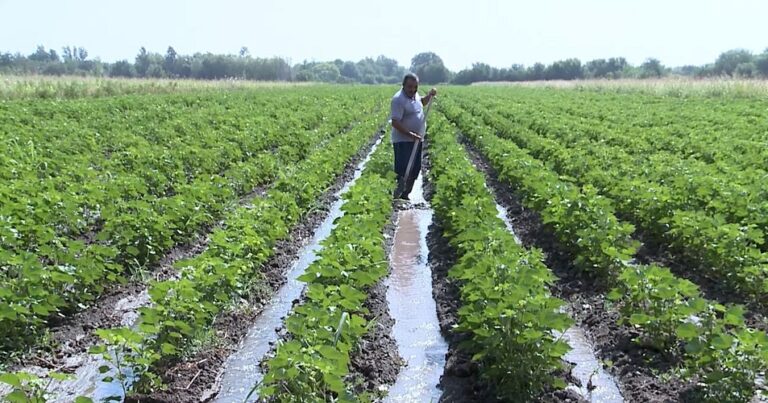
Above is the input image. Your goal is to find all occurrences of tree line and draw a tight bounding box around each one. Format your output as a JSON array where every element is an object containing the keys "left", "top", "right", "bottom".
[{"left": 2, "top": 45, "right": 767, "bottom": 84}]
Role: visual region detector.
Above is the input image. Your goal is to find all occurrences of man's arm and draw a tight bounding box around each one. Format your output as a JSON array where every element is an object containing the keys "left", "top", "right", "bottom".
[
  {"left": 421, "top": 88, "right": 438, "bottom": 106},
  {"left": 392, "top": 119, "right": 422, "bottom": 140}
]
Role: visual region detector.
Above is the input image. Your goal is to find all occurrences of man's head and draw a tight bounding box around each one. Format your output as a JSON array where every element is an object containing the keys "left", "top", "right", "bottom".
[{"left": 402, "top": 73, "right": 419, "bottom": 99}]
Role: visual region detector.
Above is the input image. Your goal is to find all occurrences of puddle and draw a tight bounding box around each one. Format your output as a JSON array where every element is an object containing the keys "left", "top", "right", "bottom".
[
  {"left": 213, "top": 139, "right": 382, "bottom": 403},
  {"left": 384, "top": 176, "right": 448, "bottom": 403}
]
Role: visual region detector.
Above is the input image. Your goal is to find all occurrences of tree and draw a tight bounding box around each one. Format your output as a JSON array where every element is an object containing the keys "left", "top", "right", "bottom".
[
  {"left": 134, "top": 47, "right": 164, "bottom": 78},
  {"left": 640, "top": 58, "right": 665, "bottom": 78},
  {"left": 672, "top": 65, "right": 700, "bottom": 76},
  {"left": 340, "top": 61, "right": 359, "bottom": 80},
  {"left": 42, "top": 63, "right": 66, "bottom": 76},
  {"left": 545, "top": 58, "right": 583, "bottom": 80},
  {"left": 146, "top": 64, "right": 165, "bottom": 78},
  {"left": 29, "top": 46, "right": 52, "bottom": 62},
  {"left": 376, "top": 55, "right": 402, "bottom": 77},
  {"left": 452, "top": 62, "right": 496, "bottom": 84},
  {"left": 0, "top": 53, "right": 14, "bottom": 69},
  {"left": 194, "top": 53, "right": 237, "bottom": 79},
  {"left": 754, "top": 50, "right": 768, "bottom": 77},
  {"left": 695, "top": 64, "right": 717, "bottom": 78},
  {"left": 109, "top": 60, "right": 136, "bottom": 77},
  {"left": 311, "top": 62, "right": 341, "bottom": 82},
  {"left": 135, "top": 47, "right": 150, "bottom": 77},
  {"left": 410, "top": 52, "right": 441, "bottom": 70},
  {"left": 164, "top": 46, "right": 178, "bottom": 77},
  {"left": 528, "top": 63, "right": 546, "bottom": 80},
  {"left": 61, "top": 46, "right": 74, "bottom": 62},
  {"left": 295, "top": 70, "right": 314, "bottom": 82},
  {"left": 714, "top": 49, "right": 753, "bottom": 76},
  {"left": 734, "top": 62, "right": 755, "bottom": 78},
  {"left": 585, "top": 57, "right": 628, "bottom": 79},
  {"left": 499, "top": 64, "right": 527, "bottom": 81},
  {"left": 410, "top": 51, "right": 449, "bottom": 84},
  {"left": 76, "top": 47, "right": 88, "bottom": 62},
  {"left": 245, "top": 57, "right": 291, "bottom": 80}
]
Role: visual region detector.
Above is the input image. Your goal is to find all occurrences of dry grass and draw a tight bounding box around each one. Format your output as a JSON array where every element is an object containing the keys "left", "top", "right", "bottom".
[
  {"left": 0, "top": 75, "right": 322, "bottom": 100},
  {"left": 471, "top": 78, "right": 768, "bottom": 98}
]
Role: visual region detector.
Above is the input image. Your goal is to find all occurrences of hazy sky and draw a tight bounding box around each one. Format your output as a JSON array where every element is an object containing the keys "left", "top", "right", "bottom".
[{"left": 1, "top": 0, "right": 766, "bottom": 71}]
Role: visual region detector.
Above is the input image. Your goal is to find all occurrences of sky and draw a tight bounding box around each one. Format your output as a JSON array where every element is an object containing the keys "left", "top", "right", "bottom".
[{"left": 1, "top": 0, "right": 766, "bottom": 71}]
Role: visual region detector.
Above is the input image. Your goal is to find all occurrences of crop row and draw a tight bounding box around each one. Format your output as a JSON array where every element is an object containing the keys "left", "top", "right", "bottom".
[
  {"left": 457, "top": 91, "right": 768, "bottom": 232},
  {"left": 440, "top": 100, "right": 768, "bottom": 402},
  {"left": 0, "top": 89, "right": 383, "bottom": 354},
  {"left": 259, "top": 134, "right": 395, "bottom": 402},
  {"left": 427, "top": 112, "right": 572, "bottom": 399},
  {"left": 89, "top": 113, "right": 387, "bottom": 396},
  {"left": 457, "top": 87, "right": 768, "bottom": 171},
  {"left": 452, "top": 96, "right": 768, "bottom": 302}
]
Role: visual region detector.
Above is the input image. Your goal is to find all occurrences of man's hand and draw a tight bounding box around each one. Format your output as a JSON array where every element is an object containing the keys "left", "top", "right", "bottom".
[
  {"left": 422, "top": 88, "right": 438, "bottom": 106},
  {"left": 409, "top": 131, "right": 423, "bottom": 141}
]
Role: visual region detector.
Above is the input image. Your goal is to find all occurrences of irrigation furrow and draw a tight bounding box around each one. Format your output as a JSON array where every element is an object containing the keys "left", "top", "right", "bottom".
[
  {"left": 0, "top": 122, "right": 384, "bottom": 403},
  {"left": 5, "top": 111, "right": 373, "bottom": 380},
  {"left": 213, "top": 137, "right": 384, "bottom": 403},
  {"left": 383, "top": 175, "right": 448, "bottom": 402},
  {"left": 458, "top": 134, "right": 623, "bottom": 403}
]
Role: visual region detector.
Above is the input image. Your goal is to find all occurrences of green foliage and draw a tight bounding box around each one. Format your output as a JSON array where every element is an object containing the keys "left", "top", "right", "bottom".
[
  {"left": 0, "top": 371, "right": 93, "bottom": 403},
  {"left": 608, "top": 265, "right": 705, "bottom": 350},
  {"left": 585, "top": 57, "right": 629, "bottom": 79},
  {"left": 714, "top": 49, "right": 754, "bottom": 76},
  {"left": 677, "top": 305, "right": 768, "bottom": 402},
  {"left": 428, "top": 112, "right": 571, "bottom": 399},
  {"left": 0, "top": 87, "right": 384, "bottom": 356},
  {"left": 260, "top": 128, "right": 395, "bottom": 401},
  {"left": 410, "top": 51, "right": 450, "bottom": 84},
  {"left": 441, "top": 101, "right": 637, "bottom": 280},
  {"left": 447, "top": 88, "right": 768, "bottom": 302},
  {"left": 639, "top": 58, "right": 665, "bottom": 78},
  {"left": 93, "top": 104, "right": 388, "bottom": 394},
  {"left": 440, "top": 89, "right": 768, "bottom": 401},
  {"left": 755, "top": 52, "right": 768, "bottom": 77}
]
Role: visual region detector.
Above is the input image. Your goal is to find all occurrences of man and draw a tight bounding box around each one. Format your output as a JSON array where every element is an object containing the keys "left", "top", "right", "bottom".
[{"left": 390, "top": 73, "right": 437, "bottom": 200}]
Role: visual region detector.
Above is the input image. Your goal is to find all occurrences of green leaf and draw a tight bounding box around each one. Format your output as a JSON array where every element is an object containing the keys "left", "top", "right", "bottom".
[
  {"left": 161, "top": 342, "right": 178, "bottom": 355},
  {"left": 551, "top": 377, "right": 567, "bottom": 390},
  {"left": 0, "top": 373, "right": 21, "bottom": 388},
  {"left": 723, "top": 305, "right": 744, "bottom": 326},
  {"left": 711, "top": 334, "right": 734, "bottom": 350},
  {"left": 629, "top": 313, "right": 652, "bottom": 325},
  {"left": 89, "top": 344, "right": 107, "bottom": 354},
  {"left": 49, "top": 371, "right": 73, "bottom": 381},
  {"left": 5, "top": 390, "right": 28, "bottom": 403},
  {"left": 685, "top": 339, "right": 704, "bottom": 354},
  {"left": 606, "top": 288, "right": 623, "bottom": 301},
  {"left": 675, "top": 323, "right": 698, "bottom": 340}
]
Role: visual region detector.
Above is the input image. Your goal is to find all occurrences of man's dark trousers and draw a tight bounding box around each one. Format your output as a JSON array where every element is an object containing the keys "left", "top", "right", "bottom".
[{"left": 393, "top": 141, "right": 422, "bottom": 199}]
